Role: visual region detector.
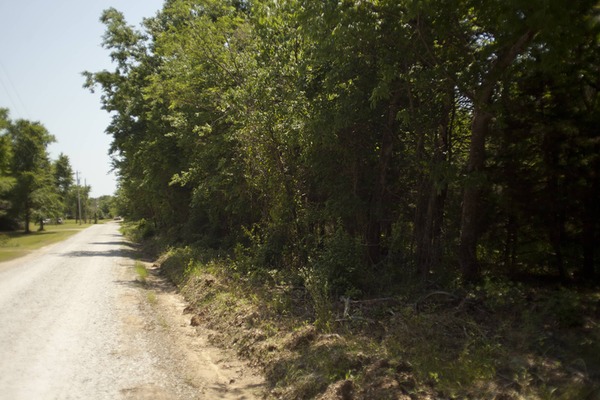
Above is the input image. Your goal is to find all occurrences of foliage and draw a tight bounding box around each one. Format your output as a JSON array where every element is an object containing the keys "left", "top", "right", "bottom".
[
  {"left": 92, "top": 1, "right": 600, "bottom": 377},
  {"left": 101, "top": 2, "right": 600, "bottom": 396},
  {"left": 0, "top": 109, "right": 92, "bottom": 232},
  {"left": 299, "top": 265, "right": 333, "bottom": 332},
  {"left": 5, "top": 118, "right": 57, "bottom": 232},
  {"left": 87, "top": 0, "right": 600, "bottom": 293}
]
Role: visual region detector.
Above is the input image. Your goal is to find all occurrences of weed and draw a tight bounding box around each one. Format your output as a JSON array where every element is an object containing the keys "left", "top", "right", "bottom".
[
  {"left": 159, "top": 246, "right": 197, "bottom": 285},
  {"left": 134, "top": 261, "right": 148, "bottom": 283},
  {"left": 158, "top": 315, "right": 169, "bottom": 329},
  {"left": 480, "top": 275, "right": 526, "bottom": 311},
  {"left": 146, "top": 290, "right": 157, "bottom": 305},
  {"left": 300, "top": 265, "right": 333, "bottom": 331}
]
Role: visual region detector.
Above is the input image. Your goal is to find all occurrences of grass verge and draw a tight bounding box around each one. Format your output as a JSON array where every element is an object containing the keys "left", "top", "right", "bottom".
[
  {"left": 0, "top": 220, "right": 97, "bottom": 263},
  {"left": 126, "top": 236, "right": 600, "bottom": 399},
  {"left": 165, "top": 252, "right": 599, "bottom": 399}
]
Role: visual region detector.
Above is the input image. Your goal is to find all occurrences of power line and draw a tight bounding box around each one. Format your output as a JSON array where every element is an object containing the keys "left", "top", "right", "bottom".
[{"left": 0, "top": 60, "right": 30, "bottom": 119}]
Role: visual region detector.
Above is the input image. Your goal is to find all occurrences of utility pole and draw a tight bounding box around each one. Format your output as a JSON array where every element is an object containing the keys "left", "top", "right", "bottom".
[
  {"left": 84, "top": 178, "right": 88, "bottom": 224},
  {"left": 76, "top": 171, "right": 82, "bottom": 225}
]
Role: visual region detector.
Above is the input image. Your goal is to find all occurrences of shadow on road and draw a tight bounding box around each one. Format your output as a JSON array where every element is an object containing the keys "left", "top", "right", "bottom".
[
  {"left": 113, "top": 279, "right": 148, "bottom": 290},
  {"left": 63, "top": 240, "right": 143, "bottom": 259},
  {"left": 64, "top": 249, "right": 139, "bottom": 258},
  {"left": 88, "top": 241, "right": 131, "bottom": 246}
]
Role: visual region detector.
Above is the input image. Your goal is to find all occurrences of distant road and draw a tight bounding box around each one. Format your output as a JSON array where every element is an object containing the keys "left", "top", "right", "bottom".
[{"left": 0, "top": 223, "right": 196, "bottom": 399}]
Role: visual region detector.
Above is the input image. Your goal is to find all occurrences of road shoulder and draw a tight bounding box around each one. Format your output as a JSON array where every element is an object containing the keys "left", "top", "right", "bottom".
[{"left": 123, "top": 260, "right": 266, "bottom": 399}]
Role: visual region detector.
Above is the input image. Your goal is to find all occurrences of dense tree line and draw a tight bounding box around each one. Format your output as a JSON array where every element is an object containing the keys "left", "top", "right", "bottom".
[
  {"left": 0, "top": 109, "right": 99, "bottom": 232},
  {"left": 86, "top": 0, "right": 600, "bottom": 294}
]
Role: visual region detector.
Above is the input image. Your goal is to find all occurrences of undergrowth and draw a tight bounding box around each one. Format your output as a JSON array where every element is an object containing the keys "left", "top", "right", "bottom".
[{"left": 125, "top": 226, "right": 600, "bottom": 399}]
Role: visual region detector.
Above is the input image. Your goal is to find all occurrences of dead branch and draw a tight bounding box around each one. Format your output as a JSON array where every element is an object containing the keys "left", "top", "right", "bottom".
[
  {"left": 414, "top": 291, "right": 460, "bottom": 312},
  {"left": 339, "top": 296, "right": 400, "bottom": 319}
]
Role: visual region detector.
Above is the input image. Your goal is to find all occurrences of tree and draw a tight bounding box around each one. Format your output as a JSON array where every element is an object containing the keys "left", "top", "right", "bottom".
[
  {"left": 53, "top": 153, "right": 74, "bottom": 203},
  {"left": 95, "top": 195, "right": 115, "bottom": 219},
  {"left": 0, "top": 109, "right": 14, "bottom": 222},
  {"left": 85, "top": 1, "right": 257, "bottom": 244},
  {"left": 88, "top": 0, "right": 600, "bottom": 294},
  {"left": 484, "top": 6, "right": 600, "bottom": 282},
  {"left": 8, "top": 119, "right": 57, "bottom": 233},
  {"left": 405, "top": 0, "right": 600, "bottom": 282},
  {"left": 84, "top": 7, "right": 192, "bottom": 233}
]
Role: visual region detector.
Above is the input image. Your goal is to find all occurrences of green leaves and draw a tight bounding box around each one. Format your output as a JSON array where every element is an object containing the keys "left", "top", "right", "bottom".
[{"left": 87, "top": 0, "right": 600, "bottom": 290}]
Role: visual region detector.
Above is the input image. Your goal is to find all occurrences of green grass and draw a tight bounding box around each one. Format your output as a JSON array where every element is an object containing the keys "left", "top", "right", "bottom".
[
  {"left": 134, "top": 260, "right": 149, "bottom": 283},
  {"left": 146, "top": 289, "right": 157, "bottom": 305},
  {"left": 0, "top": 220, "right": 96, "bottom": 263}
]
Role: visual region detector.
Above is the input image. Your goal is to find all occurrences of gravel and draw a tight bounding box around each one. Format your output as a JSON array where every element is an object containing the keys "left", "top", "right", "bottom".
[{"left": 0, "top": 222, "right": 263, "bottom": 400}]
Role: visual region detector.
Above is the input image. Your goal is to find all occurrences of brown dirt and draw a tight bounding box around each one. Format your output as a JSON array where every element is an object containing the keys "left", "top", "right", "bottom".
[{"left": 133, "top": 261, "right": 266, "bottom": 399}]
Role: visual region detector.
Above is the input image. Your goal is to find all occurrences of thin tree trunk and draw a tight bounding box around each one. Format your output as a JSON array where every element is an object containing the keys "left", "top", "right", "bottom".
[
  {"left": 459, "top": 106, "right": 491, "bottom": 282},
  {"left": 582, "top": 220, "right": 595, "bottom": 280},
  {"left": 415, "top": 92, "right": 452, "bottom": 278},
  {"left": 367, "top": 91, "right": 401, "bottom": 264},
  {"left": 24, "top": 204, "right": 31, "bottom": 234},
  {"left": 581, "top": 165, "right": 599, "bottom": 280},
  {"left": 413, "top": 127, "right": 429, "bottom": 275},
  {"left": 504, "top": 214, "right": 518, "bottom": 275}
]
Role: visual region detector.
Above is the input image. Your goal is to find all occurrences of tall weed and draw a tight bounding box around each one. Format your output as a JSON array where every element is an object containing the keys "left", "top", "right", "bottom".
[{"left": 300, "top": 265, "right": 333, "bottom": 331}]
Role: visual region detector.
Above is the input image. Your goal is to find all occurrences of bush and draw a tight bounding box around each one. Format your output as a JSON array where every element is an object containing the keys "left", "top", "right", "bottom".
[
  {"left": 121, "top": 218, "right": 156, "bottom": 243},
  {"left": 159, "top": 246, "right": 197, "bottom": 286},
  {"left": 543, "top": 288, "right": 584, "bottom": 328},
  {"left": 310, "top": 227, "right": 366, "bottom": 298},
  {"left": 480, "top": 275, "right": 527, "bottom": 311},
  {"left": 0, "top": 216, "right": 19, "bottom": 231}
]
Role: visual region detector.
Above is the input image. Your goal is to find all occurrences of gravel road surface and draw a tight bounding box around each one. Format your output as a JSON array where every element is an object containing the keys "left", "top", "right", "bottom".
[{"left": 0, "top": 222, "right": 264, "bottom": 400}]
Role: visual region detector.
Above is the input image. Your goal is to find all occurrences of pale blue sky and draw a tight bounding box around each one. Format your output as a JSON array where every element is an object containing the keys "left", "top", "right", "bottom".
[{"left": 0, "top": 0, "right": 165, "bottom": 197}]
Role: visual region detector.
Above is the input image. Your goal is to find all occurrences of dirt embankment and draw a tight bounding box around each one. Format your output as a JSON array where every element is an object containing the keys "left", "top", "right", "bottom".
[
  {"left": 153, "top": 249, "right": 600, "bottom": 400},
  {"left": 130, "top": 261, "right": 266, "bottom": 399}
]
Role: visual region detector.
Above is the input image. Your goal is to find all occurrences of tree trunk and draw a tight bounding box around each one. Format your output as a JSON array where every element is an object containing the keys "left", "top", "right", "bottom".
[
  {"left": 367, "top": 91, "right": 401, "bottom": 264},
  {"left": 366, "top": 127, "right": 393, "bottom": 264},
  {"left": 503, "top": 214, "right": 518, "bottom": 275},
  {"left": 24, "top": 205, "right": 31, "bottom": 234},
  {"left": 415, "top": 92, "right": 452, "bottom": 278},
  {"left": 582, "top": 218, "right": 596, "bottom": 280},
  {"left": 459, "top": 106, "right": 491, "bottom": 282},
  {"left": 551, "top": 212, "right": 567, "bottom": 282},
  {"left": 459, "top": 29, "right": 536, "bottom": 283},
  {"left": 413, "top": 126, "right": 429, "bottom": 274},
  {"left": 581, "top": 173, "right": 598, "bottom": 280}
]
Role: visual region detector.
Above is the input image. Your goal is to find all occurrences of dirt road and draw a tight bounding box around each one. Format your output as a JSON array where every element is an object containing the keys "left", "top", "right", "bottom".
[{"left": 0, "top": 222, "right": 264, "bottom": 400}]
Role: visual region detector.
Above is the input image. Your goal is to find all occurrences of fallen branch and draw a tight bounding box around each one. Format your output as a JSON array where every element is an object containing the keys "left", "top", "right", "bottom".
[
  {"left": 344, "top": 297, "right": 398, "bottom": 305},
  {"left": 339, "top": 296, "right": 400, "bottom": 318},
  {"left": 335, "top": 316, "right": 376, "bottom": 324},
  {"left": 414, "top": 291, "right": 459, "bottom": 312}
]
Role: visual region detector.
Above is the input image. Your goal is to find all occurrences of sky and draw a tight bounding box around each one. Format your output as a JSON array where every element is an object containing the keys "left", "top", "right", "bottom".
[{"left": 0, "top": 0, "right": 165, "bottom": 197}]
